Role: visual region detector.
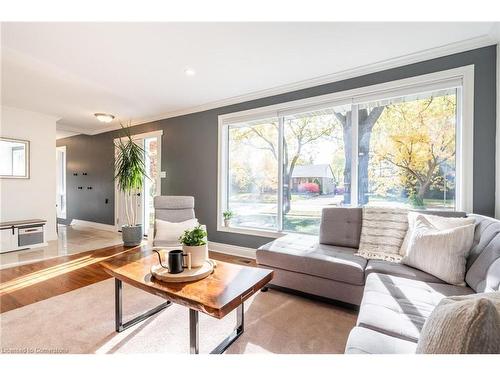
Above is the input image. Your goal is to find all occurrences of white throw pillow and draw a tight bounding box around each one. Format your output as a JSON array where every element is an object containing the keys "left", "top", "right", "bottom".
[
  {"left": 154, "top": 218, "right": 199, "bottom": 245},
  {"left": 402, "top": 215, "right": 475, "bottom": 285},
  {"left": 400, "top": 212, "right": 475, "bottom": 256}
]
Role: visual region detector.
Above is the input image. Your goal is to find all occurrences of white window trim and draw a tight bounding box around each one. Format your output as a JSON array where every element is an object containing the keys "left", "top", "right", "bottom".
[{"left": 217, "top": 66, "right": 475, "bottom": 238}]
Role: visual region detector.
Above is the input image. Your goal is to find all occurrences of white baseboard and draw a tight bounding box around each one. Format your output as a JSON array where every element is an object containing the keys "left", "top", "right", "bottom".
[
  {"left": 208, "top": 241, "right": 256, "bottom": 259},
  {"left": 70, "top": 219, "right": 117, "bottom": 232}
]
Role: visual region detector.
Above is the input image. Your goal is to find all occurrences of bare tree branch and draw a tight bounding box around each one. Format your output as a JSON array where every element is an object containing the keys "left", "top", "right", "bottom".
[{"left": 248, "top": 127, "right": 277, "bottom": 160}]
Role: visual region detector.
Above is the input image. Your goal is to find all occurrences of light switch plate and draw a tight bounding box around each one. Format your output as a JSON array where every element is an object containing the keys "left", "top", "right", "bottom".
[{"left": 160, "top": 171, "right": 167, "bottom": 178}]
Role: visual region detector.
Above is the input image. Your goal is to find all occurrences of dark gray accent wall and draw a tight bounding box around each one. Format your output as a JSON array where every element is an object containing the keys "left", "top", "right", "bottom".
[
  {"left": 57, "top": 45, "right": 497, "bottom": 249},
  {"left": 58, "top": 132, "right": 116, "bottom": 226}
]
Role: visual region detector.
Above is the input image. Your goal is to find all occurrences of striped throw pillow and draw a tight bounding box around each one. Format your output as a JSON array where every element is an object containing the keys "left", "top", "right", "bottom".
[{"left": 356, "top": 207, "right": 408, "bottom": 262}]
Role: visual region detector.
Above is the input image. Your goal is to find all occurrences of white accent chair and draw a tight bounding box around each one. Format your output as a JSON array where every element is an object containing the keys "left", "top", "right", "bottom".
[{"left": 148, "top": 195, "right": 197, "bottom": 248}]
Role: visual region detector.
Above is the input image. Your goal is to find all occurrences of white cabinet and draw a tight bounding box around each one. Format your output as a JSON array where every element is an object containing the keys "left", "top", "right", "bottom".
[
  {"left": 0, "top": 227, "right": 16, "bottom": 252},
  {"left": 0, "top": 219, "right": 47, "bottom": 253}
]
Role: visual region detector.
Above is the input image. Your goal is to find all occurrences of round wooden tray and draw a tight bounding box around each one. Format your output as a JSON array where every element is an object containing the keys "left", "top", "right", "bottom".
[{"left": 151, "top": 259, "right": 216, "bottom": 283}]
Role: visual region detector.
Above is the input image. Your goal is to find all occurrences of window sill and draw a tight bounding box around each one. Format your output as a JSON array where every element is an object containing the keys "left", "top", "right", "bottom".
[{"left": 217, "top": 225, "right": 285, "bottom": 239}]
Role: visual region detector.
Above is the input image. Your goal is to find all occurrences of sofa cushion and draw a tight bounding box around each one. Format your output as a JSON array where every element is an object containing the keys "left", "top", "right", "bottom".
[
  {"left": 319, "top": 207, "right": 362, "bottom": 248},
  {"left": 357, "top": 273, "right": 473, "bottom": 342},
  {"left": 345, "top": 327, "right": 417, "bottom": 354},
  {"left": 365, "top": 259, "right": 445, "bottom": 284},
  {"left": 256, "top": 234, "right": 367, "bottom": 285},
  {"left": 483, "top": 258, "right": 500, "bottom": 293},
  {"left": 259, "top": 265, "right": 365, "bottom": 305},
  {"left": 466, "top": 214, "right": 500, "bottom": 292}
]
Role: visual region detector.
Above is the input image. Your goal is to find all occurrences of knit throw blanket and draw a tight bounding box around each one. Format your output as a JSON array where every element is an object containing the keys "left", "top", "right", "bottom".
[{"left": 356, "top": 206, "right": 409, "bottom": 262}]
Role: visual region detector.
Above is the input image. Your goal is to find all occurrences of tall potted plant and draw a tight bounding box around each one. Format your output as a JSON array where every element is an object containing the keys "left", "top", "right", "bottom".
[{"left": 114, "top": 125, "right": 148, "bottom": 246}]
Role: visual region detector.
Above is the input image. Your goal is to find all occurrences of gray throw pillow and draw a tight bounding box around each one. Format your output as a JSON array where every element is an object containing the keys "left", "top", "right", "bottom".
[{"left": 416, "top": 293, "right": 500, "bottom": 354}]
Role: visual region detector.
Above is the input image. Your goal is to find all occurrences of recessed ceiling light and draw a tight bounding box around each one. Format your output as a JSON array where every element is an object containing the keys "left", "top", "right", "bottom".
[
  {"left": 94, "top": 113, "right": 115, "bottom": 123},
  {"left": 184, "top": 68, "right": 196, "bottom": 77}
]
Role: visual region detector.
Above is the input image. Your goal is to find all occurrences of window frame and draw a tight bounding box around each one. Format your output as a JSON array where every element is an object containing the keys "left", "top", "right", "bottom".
[{"left": 217, "top": 66, "right": 474, "bottom": 238}]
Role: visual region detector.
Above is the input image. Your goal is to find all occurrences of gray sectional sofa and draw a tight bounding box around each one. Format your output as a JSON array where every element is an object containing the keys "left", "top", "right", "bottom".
[{"left": 256, "top": 207, "right": 500, "bottom": 354}]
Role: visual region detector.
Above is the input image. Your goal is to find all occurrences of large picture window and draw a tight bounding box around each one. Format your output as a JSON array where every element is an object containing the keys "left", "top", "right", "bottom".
[
  {"left": 218, "top": 67, "right": 473, "bottom": 236},
  {"left": 358, "top": 89, "right": 457, "bottom": 210},
  {"left": 228, "top": 118, "right": 279, "bottom": 230},
  {"left": 282, "top": 106, "right": 351, "bottom": 234}
]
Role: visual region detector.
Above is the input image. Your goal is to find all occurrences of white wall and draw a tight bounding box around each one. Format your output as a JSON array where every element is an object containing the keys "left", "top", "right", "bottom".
[{"left": 0, "top": 106, "right": 59, "bottom": 241}]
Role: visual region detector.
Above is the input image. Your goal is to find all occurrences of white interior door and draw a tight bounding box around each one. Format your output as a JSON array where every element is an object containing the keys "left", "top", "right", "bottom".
[
  {"left": 115, "top": 131, "right": 162, "bottom": 234},
  {"left": 56, "top": 146, "right": 67, "bottom": 219}
]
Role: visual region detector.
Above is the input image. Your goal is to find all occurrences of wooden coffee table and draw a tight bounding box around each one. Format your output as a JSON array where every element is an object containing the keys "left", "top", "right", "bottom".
[{"left": 100, "top": 246, "right": 273, "bottom": 354}]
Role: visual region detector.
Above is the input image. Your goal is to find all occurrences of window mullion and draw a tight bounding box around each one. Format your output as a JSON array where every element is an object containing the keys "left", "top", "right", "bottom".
[
  {"left": 350, "top": 105, "right": 359, "bottom": 207},
  {"left": 277, "top": 116, "right": 284, "bottom": 231},
  {"left": 455, "top": 87, "right": 464, "bottom": 211}
]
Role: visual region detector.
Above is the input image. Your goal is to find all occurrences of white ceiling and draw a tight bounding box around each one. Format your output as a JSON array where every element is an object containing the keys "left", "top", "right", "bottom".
[{"left": 1, "top": 22, "right": 498, "bottom": 136}]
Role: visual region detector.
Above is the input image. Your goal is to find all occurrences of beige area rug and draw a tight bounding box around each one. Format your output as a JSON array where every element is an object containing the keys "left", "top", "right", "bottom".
[{"left": 0, "top": 279, "right": 356, "bottom": 354}]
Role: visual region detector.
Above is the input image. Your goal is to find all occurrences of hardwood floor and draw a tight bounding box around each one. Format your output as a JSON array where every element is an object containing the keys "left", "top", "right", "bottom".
[{"left": 0, "top": 244, "right": 255, "bottom": 314}]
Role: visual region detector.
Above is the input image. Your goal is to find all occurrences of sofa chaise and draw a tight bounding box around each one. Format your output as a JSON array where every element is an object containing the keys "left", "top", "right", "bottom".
[{"left": 256, "top": 207, "right": 500, "bottom": 353}]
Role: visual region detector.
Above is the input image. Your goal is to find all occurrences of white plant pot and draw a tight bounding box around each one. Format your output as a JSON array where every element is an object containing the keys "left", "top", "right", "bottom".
[
  {"left": 224, "top": 219, "right": 231, "bottom": 227},
  {"left": 182, "top": 244, "right": 208, "bottom": 268}
]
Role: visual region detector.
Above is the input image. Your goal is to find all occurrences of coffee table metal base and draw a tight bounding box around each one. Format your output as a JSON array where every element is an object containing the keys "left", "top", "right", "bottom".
[
  {"left": 114, "top": 278, "right": 245, "bottom": 354},
  {"left": 115, "top": 278, "right": 171, "bottom": 332},
  {"left": 189, "top": 303, "right": 244, "bottom": 354}
]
